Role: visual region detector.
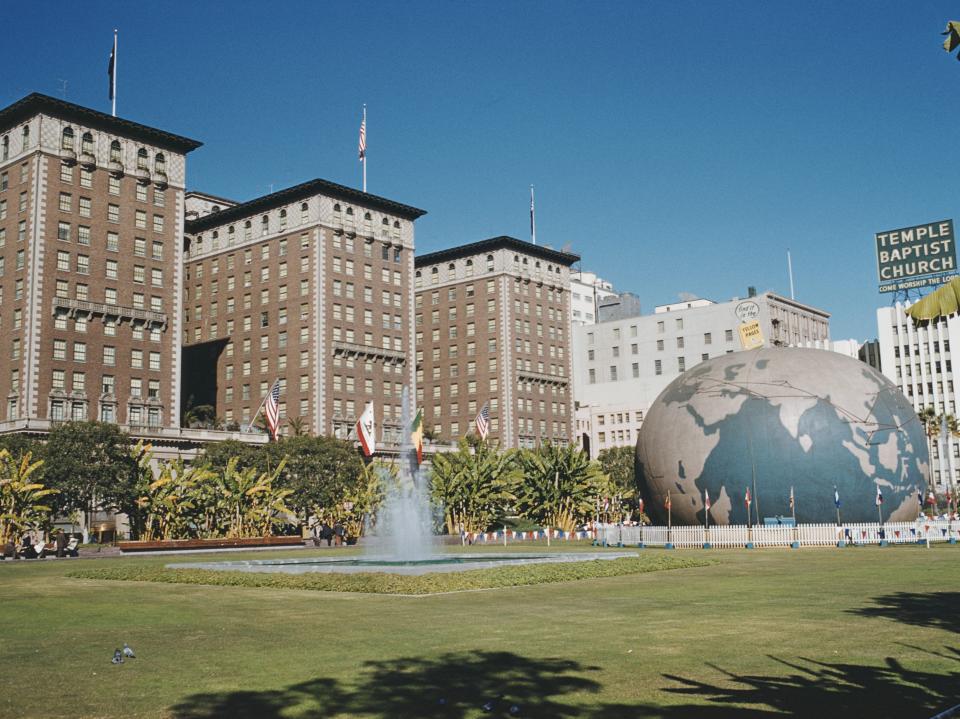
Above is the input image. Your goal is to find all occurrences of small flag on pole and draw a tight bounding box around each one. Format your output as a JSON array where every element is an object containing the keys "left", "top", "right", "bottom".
[
  {"left": 264, "top": 380, "right": 281, "bottom": 440},
  {"left": 358, "top": 112, "right": 366, "bottom": 160},
  {"left": 704, "top": 488, "right": 711, "bottom": 512},
  {"left": 927, "top": 491, "right": 937, "bottom": 506},
  {"left": 745, "top": 487, "right": 752, "bottom": 508},
  {"left": 356, "top": 401, "right": 376, "bottom": 457},
  {"left": 664, "top": 493, "right": 672, "bottom": 510},
  {"left": 638, "top": 497, "right": 644, "bottom": 516},
  {"left": 789, "top": 486, "right": 795, "bottom": 510},
  {"left": 875, "top": 486, "right": 884, "bottom": 506},
  {"left": 834, "top": 489, "right": 841, "bottom": 509},
  {"left": 108, "top": 32, "right": 116, "bottom": 101},
  {"left": 475, "top": 402, "right": 490, "bottom": 440},
  {"left": 917, "top": 489, "right": 924, "bottom": 510},
  {"left": 411, "top": 408, "right": 424, "bottom": 464}
]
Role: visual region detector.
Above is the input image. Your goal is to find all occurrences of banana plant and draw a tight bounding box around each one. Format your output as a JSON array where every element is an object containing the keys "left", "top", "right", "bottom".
[
  {"left": 430, "top": 439, "right": 519, "bottom": 534},
  {"left": 0, "top": 450, "right": 56, "bottom": 543}
]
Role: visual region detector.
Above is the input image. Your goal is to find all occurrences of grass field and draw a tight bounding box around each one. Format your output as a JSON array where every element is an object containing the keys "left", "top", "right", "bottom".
[{"left": 0, "top": 543, "right": 958, "bottom": 718}]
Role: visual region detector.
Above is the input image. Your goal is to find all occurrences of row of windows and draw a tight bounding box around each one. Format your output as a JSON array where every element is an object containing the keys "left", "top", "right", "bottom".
[
  {"left": 60, "top": 127, "right": 166, "bottom": 174},
  {"left": 48, "top": 371, "right": 159, "bottom": 398},
  {"left": 58, "top": 163, "right": 166, "bottom": 206},
  {"left": 55, "top": 194, "right": 165, "bottom": 232},
  {"left": 2, "top": 127, "right": 32, "bottom": 160},
  {"left": 48, "top": 400, "right": 163, "bottom": 427},
  {"left": 53, "top": 311, "right": 162, "bottom": 341},
  {"left": 51, "top": 342, "right": 162, "bottom": 370},
  {"left": 0, "top": 161, "right": 29, "bottom": 188},
  {"left": 55, "top": 250, "right": 164, "bottom": 285},
  {"left": 416, "top": 280, "right": 496, "bottom": 306}
]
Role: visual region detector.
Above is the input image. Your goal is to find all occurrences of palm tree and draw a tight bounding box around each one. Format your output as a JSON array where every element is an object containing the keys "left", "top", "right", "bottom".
[
  {"left": 287, "top": 416, "right": 308, "bottom": 437},
  {"left": 919, "top": 405, "right": 939, "bottom": 497},
  {"left": 514, "top": 442, "right": 610, "bottom": 532}
]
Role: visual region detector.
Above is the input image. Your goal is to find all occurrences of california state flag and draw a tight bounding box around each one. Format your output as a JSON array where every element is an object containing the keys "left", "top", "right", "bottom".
[{"left": 356, "top": 402, "right": 376, "bottom": 457}]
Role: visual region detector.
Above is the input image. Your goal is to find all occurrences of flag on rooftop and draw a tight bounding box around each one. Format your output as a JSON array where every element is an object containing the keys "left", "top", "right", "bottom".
[
  {"left": 108, "top": 32, "right": 116, "bottom": 101},
  {"left": 264, "top": 380, "right": 281, "bottom": 441},
  {"left": 411, "top": 408, "right": 424, "bottom": 465},
  {"left": 358, "top": 111, "right": 366, "bottom": 161},
  {"left": 475, "top": 402, "right": 490, "bottom": 440},
  {"left": 356, "top": 401, "right": 376, "bottom": 457}
]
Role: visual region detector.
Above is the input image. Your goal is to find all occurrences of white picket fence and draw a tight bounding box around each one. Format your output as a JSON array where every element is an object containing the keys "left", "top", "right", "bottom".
[{"left": 595, "top": 520, "right": 960, "bottom": 548}]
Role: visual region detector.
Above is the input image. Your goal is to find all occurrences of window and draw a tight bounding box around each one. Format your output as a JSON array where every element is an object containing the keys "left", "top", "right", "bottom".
[
  {"left": 56, "top": 250, "right": 70, "bottom": 271},
  {"left": 108, "top": 204, "right": 119, "bottom": 223},
  {"left": 61, "top": 127, "right": 74, "bottom": 150},
  {"left": 135, "top": 210, "right": 146, "bottom": 229},
  {"left": 153, "top": 215, "right": 164, "bottom": 233},
  {"left": 678, "top": 357, "right": 686, "bottom": 372},
  {"left": 655, "top": 359, "right": 662, "bottom": 376},
  {"left": 59, "top": 192, "right": 72, "bottom": 212},
  {"left": 103, "top": 346, "right": 116, "bottom": 366},
  {"left": 73, "top": 342, "right": 86, "bottom": 362},
  {"left": 77, "top": 225, "right": 90, "bottom": 245},
  {"left": 704, "top": 332, "right": 712, "bottom": 345},
  {"left": 78, "top": 197, "right": 91, "bottom": 217},
  {"left": 110, "top": 140, "right": 121, "bottom": 163},
  {"left": 106, "top": 232, "right": 119, "bottom": 252}
]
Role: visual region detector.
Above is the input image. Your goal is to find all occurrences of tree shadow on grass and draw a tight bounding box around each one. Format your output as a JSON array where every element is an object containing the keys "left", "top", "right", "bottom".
[
  {"left": 846, "top": 591, "right": 960, "bottom": 634},
  {"left": 604, "top": 647, "right": 960, "bottom": 719},
  {"left": 170, "top": 651, "right": 602, "bottom": 718},
  {"left": 168, "top": 648, "right": 960, "bottom": 718}
]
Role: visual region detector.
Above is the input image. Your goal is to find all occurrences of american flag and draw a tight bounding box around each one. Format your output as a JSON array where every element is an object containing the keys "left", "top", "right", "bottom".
[
  {"left": 358, "top": 113, "right": 366, "bottom": 161},
  {"left": 265, "top": 380, "right": 281, "bottom": 440},
  {"left": 475, "top": 402, "right": 490, "bottom": 440}
]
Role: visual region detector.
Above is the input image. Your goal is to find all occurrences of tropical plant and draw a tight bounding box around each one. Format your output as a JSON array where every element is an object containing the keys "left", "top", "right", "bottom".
[
  {"left": 216, "top": 457, "right": 293, "bottom": 538},
  {"left": 430, "top": 439, "right": 520, "bottom": 534},
  {"left": 918, "top": 405, "right": 939, "bottom": 495},
  {"left": 182, "top": 403, "right": 219, "bottom": 429},
  {"left": 336, "top": 460, "right": 389, "bottom": 539},
  {"left": 138, "top": 458, "right": 215, "bottom": 541},
  {"left": 0, "top": 450, "right": 56, "bottom": 542},
  {"left": 597, "top": 446, "right": 638, "bottom": 510},
  {"left": 514, "top": 442, "right": 611, "bottom": 532}
]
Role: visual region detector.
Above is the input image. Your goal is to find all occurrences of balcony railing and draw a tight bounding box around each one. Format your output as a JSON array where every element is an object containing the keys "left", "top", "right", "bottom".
[
  {"left": 52, "top": 297, "right": 167, "bottom": 328},
  {"left": 332, "top": 340, "right": 405, "bottom": 363}
]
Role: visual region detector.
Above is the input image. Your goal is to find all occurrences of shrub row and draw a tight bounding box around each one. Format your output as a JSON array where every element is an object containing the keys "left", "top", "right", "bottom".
[{"left": 67, "top": 554, "right": 711, "bottom": 595}]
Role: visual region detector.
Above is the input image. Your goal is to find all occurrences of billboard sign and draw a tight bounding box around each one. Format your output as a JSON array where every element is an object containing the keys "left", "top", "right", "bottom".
[
  {"left": 738, "top": 320, "right": 764, "bottom": 350},
  {"left": 876, "top": 220, "right": 957, "bottom": 293}
]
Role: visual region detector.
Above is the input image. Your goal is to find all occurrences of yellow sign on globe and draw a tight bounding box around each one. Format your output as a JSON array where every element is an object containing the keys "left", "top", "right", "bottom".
[{"left": 738, "top": 320, "right": 764, "bottom": 350}]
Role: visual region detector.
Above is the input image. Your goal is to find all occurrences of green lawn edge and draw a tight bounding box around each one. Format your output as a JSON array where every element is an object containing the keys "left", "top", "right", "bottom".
[{"left": 65, "top": 554, "right": 711, "bottom": 595}]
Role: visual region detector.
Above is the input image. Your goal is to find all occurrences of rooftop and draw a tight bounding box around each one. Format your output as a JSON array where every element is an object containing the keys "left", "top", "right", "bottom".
[
  {"left": 185, "top": 178, "right": 427, "bottom": 233},
  {"left": 415, "top": 236, "right": 580, "bottom": 268},
  {"left": 0, "top": 93, "right": 202, "bottom": 154}
]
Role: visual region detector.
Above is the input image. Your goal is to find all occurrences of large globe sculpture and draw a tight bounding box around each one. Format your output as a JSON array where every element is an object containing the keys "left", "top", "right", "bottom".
[{"left": 636, "top": 347, "right": 927, "bottom": 525}]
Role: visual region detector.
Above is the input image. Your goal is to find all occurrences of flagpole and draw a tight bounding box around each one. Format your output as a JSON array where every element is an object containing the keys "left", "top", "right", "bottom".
[
  {"left": 111, "top": 29, "right": 117, "bottom": 117},
  {"left": 667, "top": 492, "right": 672, "bottom": 546},
  {"left": 362, "top": 104, "right": 367, "bottom": 193},
  {"left": 246, "top": 377, "right": 279, "bottom": 435},
  {"left": 704, "top": 489, "right": 710, "bottom": 547}
]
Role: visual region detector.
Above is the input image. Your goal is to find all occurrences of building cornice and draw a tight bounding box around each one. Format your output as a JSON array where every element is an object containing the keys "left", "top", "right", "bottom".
[
  {"left": 415, "top": 236, "right": 580, "bottom": 268},
  {"left": 185, "top": 178, "right": 427, "bottom": 233},
  {"left": 0, "top": 93, "right": 202, "bottom": 154}
]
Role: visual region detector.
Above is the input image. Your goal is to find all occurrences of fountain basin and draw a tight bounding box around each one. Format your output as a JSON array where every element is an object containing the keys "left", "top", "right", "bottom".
[{"left": 170, "top": 551, "right": 638, "bottom": 576}]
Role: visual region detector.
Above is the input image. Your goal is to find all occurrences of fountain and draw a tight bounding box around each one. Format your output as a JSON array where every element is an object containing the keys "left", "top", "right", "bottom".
[
  {"left": 173, "top": 388, "right": 637, "bottom": 577},
  {"left": 361, "top": 388, "right": 438, "bottom": 561}
]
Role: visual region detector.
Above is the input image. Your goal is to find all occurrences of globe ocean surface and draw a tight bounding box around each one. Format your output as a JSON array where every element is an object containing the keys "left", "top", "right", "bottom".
[{"left": 636, "top": 347, "right": 927, "bottom": 525}]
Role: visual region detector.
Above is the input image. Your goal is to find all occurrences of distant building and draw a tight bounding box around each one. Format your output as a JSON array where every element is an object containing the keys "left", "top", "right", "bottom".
[
  {"left": 415, "top": 237, "right": 579, "bottom": 448},
  {"left": 573, "top": 292, "right": 831, "bottom": 456},
  {"left": 597, "top": 292, "right": 642, "bottom": 323},
  {"left": 570, "top": 270, "right": 616, "bottom": 326},
  {"left": 877, "top": 303, "right": 957, "bottom": 492}
]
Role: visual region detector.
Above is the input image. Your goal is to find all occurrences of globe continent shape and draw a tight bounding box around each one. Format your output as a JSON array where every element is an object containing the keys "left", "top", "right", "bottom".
[{"left": 636, "top": 347, "right": 927, "bottom": 525}]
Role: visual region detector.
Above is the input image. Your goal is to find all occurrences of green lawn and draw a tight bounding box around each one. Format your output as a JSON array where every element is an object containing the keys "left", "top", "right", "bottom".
[{"left": 0, "top": 544, "right": 958, "bottom": 718}]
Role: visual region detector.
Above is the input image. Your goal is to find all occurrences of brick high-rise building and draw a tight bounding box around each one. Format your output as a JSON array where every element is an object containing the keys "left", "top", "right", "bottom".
[
  {"left": 0, "top": 93, "right": 200, "bottom": 429},
  {"left": 182, "top": 180, "right": 425, "bottom": 442},
  {"left": 414, "top": 237, "right": 579, "bottom": 448}
]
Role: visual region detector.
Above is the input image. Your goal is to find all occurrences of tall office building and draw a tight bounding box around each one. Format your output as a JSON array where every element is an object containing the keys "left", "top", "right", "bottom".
[
  {"left": 877, "top": 303, "right": 957, "bottom": 492},
  {"left": 182, "top": 180, "right": 425, "bottom": 442},
  {"left": 414, "top": 237, "right": 579, "bottom": 448},
  {"left": 573, "top": 292, "right": 832, "bottom": 455},
  {"left": 0, "top": 93, "right": 200, "bottom": 429}
]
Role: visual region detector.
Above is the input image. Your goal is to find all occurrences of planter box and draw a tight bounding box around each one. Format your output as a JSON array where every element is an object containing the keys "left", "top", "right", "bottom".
[{"left": 118, "top": 536, "right": 305, "bottom": 553}]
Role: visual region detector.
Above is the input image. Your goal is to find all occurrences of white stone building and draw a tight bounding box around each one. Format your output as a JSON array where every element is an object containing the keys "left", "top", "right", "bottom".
[
  {"left": 570, "top": 270, "right": 616, "bottom": 326},
  {"left": 876, "top": 303, "right": 958, "bottom": 492},
  {"left": 573, "top": 292, "right": 831, "bottom": 456}
]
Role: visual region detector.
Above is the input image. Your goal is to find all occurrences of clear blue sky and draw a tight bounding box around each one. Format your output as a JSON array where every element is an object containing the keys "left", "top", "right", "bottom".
[{"left": 4, "top": 1, "right": 959, "bottom": 339}]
